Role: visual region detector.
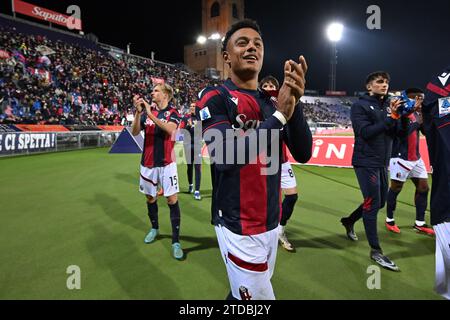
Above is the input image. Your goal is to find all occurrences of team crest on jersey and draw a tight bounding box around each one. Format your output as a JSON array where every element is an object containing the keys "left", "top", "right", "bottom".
[
  {"left": 164, "top": 111, "right": 171, "bottom": 118},
  {"left": 239, "top": 286, "right": 252, "bottom": 300}
]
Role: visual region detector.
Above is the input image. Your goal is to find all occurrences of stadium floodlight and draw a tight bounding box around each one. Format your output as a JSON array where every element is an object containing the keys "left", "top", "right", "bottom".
[
  {"left": 209, "top": 33, "right": 221, "bottom": 41},
  {"left": 197, "top": 35, "right": 207, "bottom": 45},
  {"left": 326, "top": 23, "right": 344, "bottom": 92},
  {"left": 327, "top": 23, "right": 344, "bottom": 43}
]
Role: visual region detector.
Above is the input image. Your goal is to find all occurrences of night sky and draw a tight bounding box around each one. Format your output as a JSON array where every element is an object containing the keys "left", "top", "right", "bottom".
[{"left": 1, "top": 0, "right": 450, "bottom": 94}]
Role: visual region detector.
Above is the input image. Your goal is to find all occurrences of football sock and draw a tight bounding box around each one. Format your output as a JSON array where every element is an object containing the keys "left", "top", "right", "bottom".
[
  {"left": 147, "top": 202, "right": 159, "bottom": 230},
  {"left": 169, "top": 202, "right": 181, "bottom": 244},
  {"left": 415, "top": 220, "right": 426, "bottom": 227},
  {"left": 280, "top": 194, "right": 298, "bottom": 226},
  {"left": 386, "top": 218, "right": 395, "bottom": 225},
  {"left": 415, "top": 191, "right": 428, "bottom": 222},
  {"left": 187, "top": 164, "right": 193, "bottom": 185},
  {"left": 195, "top": 164, "right": 202, "bottom": 192},
  {"left": 386, "top": 189, "right": 400, "bottom": 220}
]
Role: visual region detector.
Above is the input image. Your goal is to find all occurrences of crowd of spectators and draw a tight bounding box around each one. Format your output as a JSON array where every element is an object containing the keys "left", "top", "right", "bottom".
[
  {"left": 0, "top": 26, "right": 219, "bottom": 126},
  {"left": 0, "top": 25, "right": 350, "bottom": 127},
  {"left": 303, "top": 101, "right": 351, "bottom": 127}
]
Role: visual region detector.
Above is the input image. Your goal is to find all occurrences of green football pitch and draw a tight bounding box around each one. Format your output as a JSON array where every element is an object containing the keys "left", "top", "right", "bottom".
[{"left": 0, "top": 147, "right": 442, "bottom": 300}]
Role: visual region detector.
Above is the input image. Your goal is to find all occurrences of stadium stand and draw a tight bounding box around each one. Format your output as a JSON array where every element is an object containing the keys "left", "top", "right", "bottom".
[
  {"left": 1, "top": 15, "right": 352, "bottom": 128},
  {"left": 0, "top": 15, "right": 220, "bottom": 126}
]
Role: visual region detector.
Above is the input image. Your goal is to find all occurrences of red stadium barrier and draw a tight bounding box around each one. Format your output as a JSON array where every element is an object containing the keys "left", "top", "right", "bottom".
[
  {"left": 200, "top": 136, "right": 431, "bottom": 172},
  {"left": 97, "top": 125, "right": 124, "bottom": 132},
  {"left": 14, "top": 124, "right": 70, "bottom": 132},
  {"left": 286, "top": 136, "right": 431, "bottom": 172}
]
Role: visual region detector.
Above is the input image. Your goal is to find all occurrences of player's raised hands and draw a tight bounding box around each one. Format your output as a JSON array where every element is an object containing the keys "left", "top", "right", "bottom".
[
  {"left": 389, "top": 98, "right": 403, "bottom": 118},
  {"left": 133, "top": 95, "right": 143, "bottom": 113},
  {"left": 135, "top": 97, "right": 153, "bottom": 115},
  {"left": 278, "top": 56, "right": 308, "bottom": 121},
  {"left": 285, "top": 56, "right": 308, "bottom": 100}
]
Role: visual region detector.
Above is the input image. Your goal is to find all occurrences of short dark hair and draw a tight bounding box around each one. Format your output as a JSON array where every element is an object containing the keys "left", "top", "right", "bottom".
[
  {"left": 221, "top": 19, "right": 262, "bottom": 53},
  {"left": 259, "top": 76, "right": 280, "bottom": 90},
  {"left": 405, "top": 87, "right": 424, "bottom": 95},
  {"left": 366, "top": 71, "right": 391, "bottom": 85}
]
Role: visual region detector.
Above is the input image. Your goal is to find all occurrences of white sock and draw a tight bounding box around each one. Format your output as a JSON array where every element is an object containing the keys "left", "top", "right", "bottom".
[
  {"left": 415, "top": 220, "right": 426, "bottom": 227},
  {"left": 386, "top": 218, "right": 395, "bottom": 223}
]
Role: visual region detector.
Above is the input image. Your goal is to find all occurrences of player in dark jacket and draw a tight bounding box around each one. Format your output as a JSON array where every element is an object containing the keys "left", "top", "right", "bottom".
[
  {"left": 340, "top": 71, "right": 404, "bottom": 271},
  {"left": 423, "top": 65, "right": 450, "bottom": 299}
]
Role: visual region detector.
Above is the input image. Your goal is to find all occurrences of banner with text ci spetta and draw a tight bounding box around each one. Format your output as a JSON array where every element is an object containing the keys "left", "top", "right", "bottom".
[
  {"left": 13, "top": 0, "right": 82, "bottom": 31},
  {"left": 0, "top": 132, "right": 56, "bottom": 155}
]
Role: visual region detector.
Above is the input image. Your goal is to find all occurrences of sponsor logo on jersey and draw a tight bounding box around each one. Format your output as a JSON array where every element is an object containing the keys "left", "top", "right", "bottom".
[
  {"left": 230, "top": 96, "right": 239, "bottom": 106},
  {"left": 438, "top": 97, "right": 450, "bottom": 118},
  {"left": 232, "top": 114, "right": 261, "bottom": 130}
]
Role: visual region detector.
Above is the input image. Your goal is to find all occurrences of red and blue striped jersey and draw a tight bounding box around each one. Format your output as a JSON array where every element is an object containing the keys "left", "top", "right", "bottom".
[
  {"left": 196, "top": 79, "right": 312, "bottom": 236},
  {"left": 423, "top": 65, "right": 450, "bottom": 225},
  {"left": 392, "top": 113, "right": 423, "bottom": 161},
  {"left": 140, "top": 106, "right": 180, "bottom": 168}
]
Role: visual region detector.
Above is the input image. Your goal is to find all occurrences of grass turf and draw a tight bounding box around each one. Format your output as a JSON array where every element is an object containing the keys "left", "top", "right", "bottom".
[{"left": 0, "top": 147, "right": 441, "bottom": 300}]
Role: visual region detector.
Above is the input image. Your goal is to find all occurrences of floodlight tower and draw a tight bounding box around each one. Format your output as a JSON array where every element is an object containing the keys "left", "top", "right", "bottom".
[{"left": 327, "top": 23, "right": 344, "bottom": 92}]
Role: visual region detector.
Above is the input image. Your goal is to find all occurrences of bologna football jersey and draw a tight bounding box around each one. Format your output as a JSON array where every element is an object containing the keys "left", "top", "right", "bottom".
[
  {"left": 423, "top": 65, "right": 450, "bottom": 225},
  {"left": 196, "top": 79, "right": 312, "bottom": 236},
  {"left": 140, "top": 105, "right": 181, "bottom": 168},
  {"left": 391, "top": 113, "right": 422, "bottom": 161}
]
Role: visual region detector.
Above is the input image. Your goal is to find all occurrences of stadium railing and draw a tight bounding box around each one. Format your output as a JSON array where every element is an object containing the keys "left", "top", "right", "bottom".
[{"left": 0, "top": 130, "right": 120, "bottom": 157}]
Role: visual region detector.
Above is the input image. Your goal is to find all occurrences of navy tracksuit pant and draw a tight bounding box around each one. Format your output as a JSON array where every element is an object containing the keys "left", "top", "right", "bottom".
[{"left": 348, "top": 167, "right": 389, "bottom": 251}]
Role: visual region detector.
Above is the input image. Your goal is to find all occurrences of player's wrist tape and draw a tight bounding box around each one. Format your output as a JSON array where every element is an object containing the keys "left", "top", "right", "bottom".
[{"left": 273, "top": 111, "right": 287, "bottom": 125}]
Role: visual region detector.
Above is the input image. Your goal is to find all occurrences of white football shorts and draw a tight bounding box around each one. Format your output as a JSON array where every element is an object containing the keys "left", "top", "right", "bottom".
[
  {"left": 389, "top": 158, "right": 428, "bottom": 182},
  {"left": 215, "top": 224, "right": 278, "bottom": 300},
  {"left": 281, "top": 162, "right": 297, "bottom": 190},
  {"left": 139, "top": 162, "right": 179, "bottom": 197}
]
